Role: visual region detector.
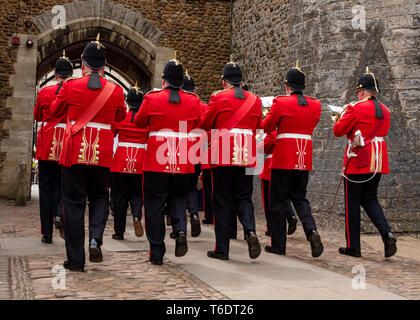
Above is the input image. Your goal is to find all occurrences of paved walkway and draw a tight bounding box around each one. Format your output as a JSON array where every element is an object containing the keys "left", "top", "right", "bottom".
[{"left": 0, "top": 186, "right": 419, "bottom": 300}]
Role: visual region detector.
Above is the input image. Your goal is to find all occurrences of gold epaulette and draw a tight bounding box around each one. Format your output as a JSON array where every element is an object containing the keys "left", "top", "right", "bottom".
[
  {"left": 181, "top": 90, "right": 199, "bottom": 98},
  {"left": 64, "top": 77, "right": 78, "bottom": 82},
  {"left": 145, "top": 88, "right": 163, "bottom": 95},
  {"left": 211, "top": 88, "right": 229, "bottom": 96}
]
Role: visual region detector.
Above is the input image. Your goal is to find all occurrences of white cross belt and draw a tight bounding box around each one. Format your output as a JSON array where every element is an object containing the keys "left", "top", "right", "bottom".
[{"left": 277, "top": 133, "right": 312, "bottom": 140}]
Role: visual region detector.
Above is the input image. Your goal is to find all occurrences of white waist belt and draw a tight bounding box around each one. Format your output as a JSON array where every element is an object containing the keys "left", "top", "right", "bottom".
[
  {"left": 277, "top": 133, "right": 312, "bottom": 140},
  {"left": 266, "top": 154, "right": 272, "bottom": 159},
  {"left": 55, "top": 123, "right": 66, "bottom": 129},
  {"left": 117, "top": 142, "right": 146, "bottom": 149},
  {"left": 347, "top": 137, "right": 384, "bottom": 144},
  {"left": 229, "top": 128, "right": 253, "bottom": 135},
  {"left": 70, "top": 121, "right": 111, "bottom": 130},
  {"left": 149, "top": 131, "right": 195, "bottom": 139}
]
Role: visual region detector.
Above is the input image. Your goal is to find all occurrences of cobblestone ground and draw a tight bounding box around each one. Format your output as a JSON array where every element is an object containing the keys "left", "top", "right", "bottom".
[
  {"left": 0, "top": 197, "right": 226, "bottom": 300},
  {"left": 1, "top": 195, "right": 419, "bottom": 300}
]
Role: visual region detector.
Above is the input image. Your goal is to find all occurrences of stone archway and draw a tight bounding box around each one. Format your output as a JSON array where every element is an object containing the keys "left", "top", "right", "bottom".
[{"left": 0, "top": 0, "right": 174, "bottom": 203}]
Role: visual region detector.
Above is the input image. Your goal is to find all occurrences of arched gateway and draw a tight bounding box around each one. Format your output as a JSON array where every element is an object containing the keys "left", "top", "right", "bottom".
[{"left": 0, "top": 0, "right": 175, "bottom": 204}]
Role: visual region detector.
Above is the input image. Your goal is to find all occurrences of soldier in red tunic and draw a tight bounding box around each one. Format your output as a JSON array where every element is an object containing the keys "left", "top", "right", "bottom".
[
  {"left": 134, "top": 58, "right": 201, "bottom": 265},
  {"left": 50, "top": 35, "right": 126, "bottom": 271},
  {"left": 333, "top": 68, "right": 397, "bottom": 258},
  {"left": 200, "top": 62, "right": 262, "bottom": 261},
  {"left": 110, "top": 83, "right": 147, "bottom": 240},
  {"left": 258, "top": 131, "right": 297, "bottom": 237},
  {"left": 262, "top": 62, "right": 324, "bottom": 258},
  {"left": 33, "top": 52, "right": 73, "bottom": 243}
]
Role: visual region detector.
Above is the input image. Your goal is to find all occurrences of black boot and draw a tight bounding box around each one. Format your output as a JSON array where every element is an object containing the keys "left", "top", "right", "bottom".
[
  {"left": 338, "top": 247, "right": 361, "bottom": 258},
  {"left": 41, "top": 234, "right": 52, "bottom": 244},
  {"left": 309, "top": 230, "right": 324, "bottom": 258},
  {"left": 245, "top": 231, "right": 261, "bottom": 259},
  {"left": 264, "top": 246, "right": 285, "bottom": 255},
  {"left": 191, "top": 214, "right": 201, "bottom": 237},
  {"left": 287, "top": 216, "right": 297, "bottom": 235},
  {"left": 175, "top": 232, "right": 188, "bottom": 257},
  {"left": 112, "top": 233, "right": 124, "bottom": 240},
  {"left": 63, "top": 261, "right": 84, "bottom": 272},
  {"left": 383, "top": 232, "right": 397, "bottom": 258},
  {"left": 207, "top": 250, "right": 228, "bottom": 260},
  {"left": 89, "top": 239, "right": 103, "bottom": 263}
]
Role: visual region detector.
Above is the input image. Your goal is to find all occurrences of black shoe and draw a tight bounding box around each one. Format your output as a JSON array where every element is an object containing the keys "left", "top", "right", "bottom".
[
  {"left": 166, "top": 216, "right": 172, "bottom": 226},
  {"left": 309, "top": 231, "right": 324, "bottom": 258},
  {"left": 384, "top": 233, "right": 397, "bottom": 258},
  {"left": 59, "top": 227, "right": 65, "bottom": 240},
  {"left": 54, "top": 217, "right": 63, "bottom": 230},
  {"left": 264, "top": 246, "right": 285, "bottom": 255},
  {"left": 63, "top": 261, "right": 84, "bottom": 272},
  {"left": 287, "top": 216, "right": 297, "bottom": 235},
  {"left": 170, "top": 231, "right": 176, "bottom": 239},
  {"left": 207, "top": 250, "right": 228, "bottom": 260},
  {"left": 149, "top": 257, "right": 163, "bottom": 265},
  {"left": 191, "top": 215, "right": 201, "bottom": 237},
  {"left": 112, "top": 233, "right": 124, "bottom": 240},
  {"left": 175, "top": 233, "right": 188, "bottom": 257},
  {"left": 202, "top": 219, "right": 213, "bottom": 225},
  {"left": 41, "top": 234, "right": 52, "bottom": 244},
  {"left": 339, "top": 247, "right": 361, "bottom": 257},
  {"left": 89, "top": 239, "right": 103, "bottom": 263},
  {"left": 246, "top": 231, "right": 261, "bottom": 259}
]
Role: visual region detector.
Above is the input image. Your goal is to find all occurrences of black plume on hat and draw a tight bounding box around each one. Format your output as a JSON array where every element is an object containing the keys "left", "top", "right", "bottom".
[
  {"left": 222, "top": 62, "right": 245, "bottom": 99},
  {"left": 55, "top": 50, "right": 73, "bottom": 78},
  {"left": 182, "top": 70, "right": 195, "bottom": 92}
]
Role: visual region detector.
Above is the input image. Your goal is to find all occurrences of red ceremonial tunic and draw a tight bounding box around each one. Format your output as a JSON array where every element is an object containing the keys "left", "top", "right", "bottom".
[
  {"left": 333, "top": 98, "right": 390, "bottom": 174},
  {"left": 134, "top": 89, "right": 201, "bottom": 174},
  {"left": 34, "top": 83, "right": 66, "bottom": 161},
  {"left": 111, "top": 110, "right": 148, "bottom": 174},
  {"left": 200, "top": 88, "right": 262, "bottom": 168},
  {"left": 50, "top": 75, "right": 126, "bottom": 168},
  {"left": 258, "top": 131, "right": 276, "bottom": 181},
  {"left": 198, "top": 101, "right": 212, "bottom": 170},
  {"left": 262, "top": 94, "right": 321, "bottom": 171}
]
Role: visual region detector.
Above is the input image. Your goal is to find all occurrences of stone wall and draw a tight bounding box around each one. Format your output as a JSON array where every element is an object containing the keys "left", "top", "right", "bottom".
[
  {"left": 233, "top": 0, "right": 420, "bottom": 233},
  {"left": 0, "top": 0, "right": 231, "bottom": 199}
]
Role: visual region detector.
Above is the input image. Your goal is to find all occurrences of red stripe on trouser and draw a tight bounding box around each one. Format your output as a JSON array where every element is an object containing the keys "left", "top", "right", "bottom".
[
  {"left": 269, "top": 178, "right": 272, "bottom": 247},
  {"left": 211, "top": 168, "right": 217, "bottom": 251},
  {"left": 345, "top": 178, "right": 350, "bottom": 248},
  {"left": 142, "top": 174, "right": 150, "bottom": 258}
]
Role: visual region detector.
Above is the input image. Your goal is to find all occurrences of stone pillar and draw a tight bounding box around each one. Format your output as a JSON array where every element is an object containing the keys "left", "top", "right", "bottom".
[
  {"left": 152, "top": 47, "right": 175, "bottom": 89},
  {"left": 0, "top": 34, "right": 37, "bottom": 203}
]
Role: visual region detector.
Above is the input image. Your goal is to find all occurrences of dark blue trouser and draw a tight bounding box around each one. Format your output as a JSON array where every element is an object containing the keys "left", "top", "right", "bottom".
[
  {"left": 262, "top": 179, "right": 295, "bottom": 233},
  {"left": 186, "top": 164, "right": 201, "bottom": 218},
  {"left": 202, "top": 169, "right": 213, "bottom": 221},
  {"left": 38, "top": 160, "right": 62, "bottom": 236},
  {"left": 111, "top": 172, "right": 143, "bottom": 235},
  {"left": 62, "top": 165, "right": 110, "bottom": 268},
  {"left": 212, "top": 166, "right": 256, "bottom": 255},
  {"left": 143, "top": 171, "right": 188, "bottom": 262},
  {"left": 344, "top": 173, "right": 391, "bottom": 251},
  {"left": 269, "top": 169, "right": 317, "bottom": 252}
]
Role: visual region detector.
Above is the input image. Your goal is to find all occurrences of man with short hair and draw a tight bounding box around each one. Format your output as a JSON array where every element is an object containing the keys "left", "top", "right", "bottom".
[
  {"left": 51, "top": 35, "right": 126, "bottom": 272},
  {"left": 34, "top": 51, "right": 73, "bottom": 243},
  {"left": 262, "top": 62, "right": 324, "bottom": 258},
  {"left": 333, "top": 67, "right": 397, "bottom": 258}
]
